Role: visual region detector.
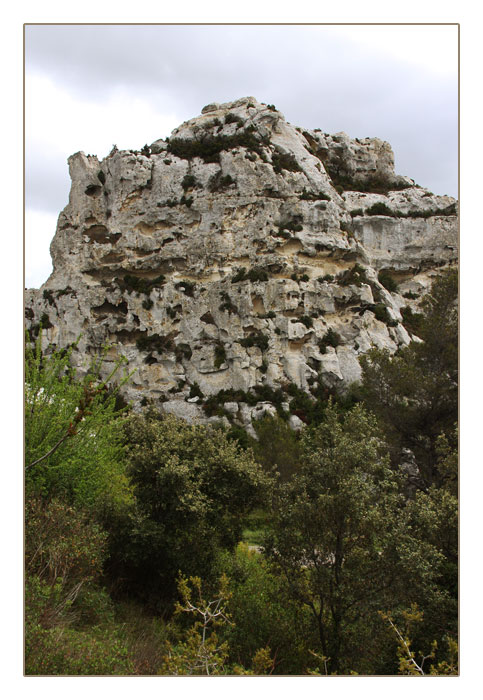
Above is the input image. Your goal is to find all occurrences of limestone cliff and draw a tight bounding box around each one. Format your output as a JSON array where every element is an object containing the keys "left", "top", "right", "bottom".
[{"left": 25, "top": 97, "right": 458, "bottom": 433}]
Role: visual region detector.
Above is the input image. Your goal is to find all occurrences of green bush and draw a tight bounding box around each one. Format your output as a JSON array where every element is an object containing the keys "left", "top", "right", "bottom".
[
  {"left": 26, "top": 497, "right": 107, "bottom": 589},
  {"left": 374, "top": 304, "right": 396, "bottom": 326},
  {"left": 365, "top": 202, "right": 397, "bottom": 217},
  {"left": 252, "top": 384, "right": 286, "bottom": 409},
  {"left": 326, "top": 170, "right": 410, "bottom": 195},
  {"left": 224, "top": 112, "right": 245, "bottom": 127},
  {"left": 300, "top": 188, "right": 330, "bottom": 201},
  {"left": 224, "top": 423, "right": 252, "bottom": 450},
  {"left": 360, "top": 270, "right": 458, "bottom": 487},
  {"left": 25, "top": 337, "right": 132, "bottom": 513},
  {"left": 401, "top": 306, "right": 424, "bottom": 335},
  {"left": 216, "top": 545, "right": 316, "bottom": 674},
  {"left": 231, "top": 267, "right": 269, "bottom": 283},
  {"left": 167, "top": 129, "right": 270, "bottom": 163},
  {"left": 189, "top": 382, "right": 204, "bottom": 399},
  {"left": 247, "top": 268, "right": 269, "bottom": 283},
  {"left": 219, "top": 291, "right": 238, "bottom": 314},
  {"left": 202, "top": 385, "right": 286, "bottom": 418},
  {"left": 318, "top": 328, "right": 341, "bottom": 353},
  {"left": 136, "top": 332, "right": 176, "bottom": 354},
  {"left": 231, "top": 267, "right": 248, "bottom": 283},
  {"left": 264, "top": 401, "right": 444, "bottom": 674},
  {"left": 25, "top": 600, "right": 134, "bottom": 675},
  {"left": 273, "top": 229, "right": 291, "bottom": 240},
  {"left": 405, "top": 203, "right": 457, "bottom": 218},
  {"left": 112, "top": 413, "right": 271, "bottom": 603},
  {"left": 42, "top": 289, "right": 55, "bottom": 305},
  {"left": 299, "top": 315, "right": 314, "bottom": 329},
  {"left": 283, "top": 382, "right": 327, "bottom": 425},
  {"left": 56, "top": 286, "right": 75, "bottom": 298},
  {"left": 119, "top": 273, "right": 166, "bottom": 296},
  {"left": 337, "top": 263, "right": 369, "bottom": 287},
  {"left": 272, "top": 152, "right": 303, "bottom": 174},
  {"left": 25, "top": 497, "right": 115, "bottom": 657},
  {"left": 214, "top": 343, "right": 227, "bottom": 369},
  {"left": 24, "top": 495, "right": 133, "bottom": 675},
  {"left": 181, "top": 174, "right": 197, "bottom": 191},
  {"left": 238, "top": 331, "right": 269, "bottom": 351},
  {"left": 180, "top": 194, "right": 193, "bottom": 207},
  {"left": 208, "top": 171, "right": 236, "bottom": 192},
  {"left": 252, "top": 415, "right": 302, "bottom": 482},
  {"left": 378, "top": 270, "right": 398, "bottom": 292}
]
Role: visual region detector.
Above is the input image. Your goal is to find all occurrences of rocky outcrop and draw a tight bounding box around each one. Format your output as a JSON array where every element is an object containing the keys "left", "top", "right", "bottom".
[{"left": 25, "top": 96, "right": 458, "bottom": 431}]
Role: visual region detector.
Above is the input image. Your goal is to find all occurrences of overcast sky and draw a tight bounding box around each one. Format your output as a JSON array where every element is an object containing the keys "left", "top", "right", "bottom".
[{"left": 25, "top": 23, "right": 458, "bottom": 288}]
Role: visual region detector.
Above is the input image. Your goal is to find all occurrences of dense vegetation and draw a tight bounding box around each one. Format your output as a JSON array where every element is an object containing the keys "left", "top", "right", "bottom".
[{"left": 25, "top": 270, "right": 458, "bottom": 675}]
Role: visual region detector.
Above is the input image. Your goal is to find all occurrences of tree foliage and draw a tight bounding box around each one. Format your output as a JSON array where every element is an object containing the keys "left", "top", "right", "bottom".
[
  {"left": 360, "top": 270, "right": 458, "bottom": 486},
  {"left": 107, "top": 411, "right": 271, "bottom": 603},
  {"left": 252, "top": 414, "right": 302, "bottom": 481},
  {"left": 216, "top": 544, "right": 316, "bottom": 674},
  {"left": 24, "top": 495, "right": 134, "bottom": 675},
  {"left": 264, "top": 401, "right": 443, "bottom": 673},
  {"left": 25, "top": 335, "right": 133, "bottom": 513},
  {"left": 23, "top": 271, "right": 458, "bottom": 675},
  {"left": 25, "top": 496, "right": 107, "bottom": 591}
]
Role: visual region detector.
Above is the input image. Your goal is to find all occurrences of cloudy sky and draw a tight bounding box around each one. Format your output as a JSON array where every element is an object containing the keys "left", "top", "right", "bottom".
[{"left": 25, "top": 23, "right": 458, "bottom": 288}]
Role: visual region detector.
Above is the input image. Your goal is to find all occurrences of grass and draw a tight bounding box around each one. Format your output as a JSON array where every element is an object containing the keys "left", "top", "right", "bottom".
[{"left": 241, "top": 509, "right": 270, "bottom": 548}]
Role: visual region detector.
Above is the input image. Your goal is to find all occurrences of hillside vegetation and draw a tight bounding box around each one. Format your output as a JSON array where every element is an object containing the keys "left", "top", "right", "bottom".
[{"left": 25, "top": 271, "right": 458, "bottom": 676}]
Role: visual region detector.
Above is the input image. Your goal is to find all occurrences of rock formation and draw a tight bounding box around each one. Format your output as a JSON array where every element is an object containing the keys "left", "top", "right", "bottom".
[{"left": 25, "top": 96, "right": 458, "bottom": 434}]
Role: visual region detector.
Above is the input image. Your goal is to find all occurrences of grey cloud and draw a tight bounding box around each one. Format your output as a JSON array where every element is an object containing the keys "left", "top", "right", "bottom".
[
  {"left": 26, "top": 146, "right": 71, "bottom": 213},
  {"left": 26, "top": 24, "right": 458, "bottom": 203}
]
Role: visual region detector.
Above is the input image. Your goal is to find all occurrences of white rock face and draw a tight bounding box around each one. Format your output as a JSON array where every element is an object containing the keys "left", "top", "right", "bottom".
[{"left": 25, "top": 97, "right": 458, "bottom": 431}]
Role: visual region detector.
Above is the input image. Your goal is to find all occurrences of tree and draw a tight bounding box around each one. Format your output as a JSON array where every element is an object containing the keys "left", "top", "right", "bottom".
[
  {"left": 216, "top": 544, "right": 317, "bottom": 674},
  {"left": 252, "top": 414, "right": 302, "bottom": 481},
  {"left": 25, "top": 334, "right": 133, "bottom": 514},
  {"left": 108, "top": 411, "right": 271, "bottom": 604},
  {"left": 24, "top": 495, "right": 136, "bottom": 675},
  {"left": 264, "top": 401, "right": 443, "bottom": 674},
  {"left": 360, "top": 269, "right": 458, "bottom": 486},
  {"left": 398, "top": 432, "right": 458, "bottom": 653}
]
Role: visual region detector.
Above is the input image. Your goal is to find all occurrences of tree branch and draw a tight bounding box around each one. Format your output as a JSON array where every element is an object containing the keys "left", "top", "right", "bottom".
[{"left": 25, "top": 430, "right": 73, "bottom": 470}]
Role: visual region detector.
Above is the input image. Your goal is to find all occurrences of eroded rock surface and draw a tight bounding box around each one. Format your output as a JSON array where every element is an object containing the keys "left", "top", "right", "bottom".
[{"left": 25, "top": 96, "right": 458, "bottom": 430}]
